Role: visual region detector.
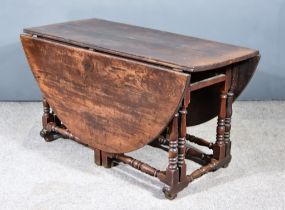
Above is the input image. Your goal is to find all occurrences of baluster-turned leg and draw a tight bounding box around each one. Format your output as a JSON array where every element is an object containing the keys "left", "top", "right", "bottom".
[
  {"left": 178, "top": 114, "right": 187, "bottom": 181},
  {"left": 51, "top": 111, "right": 62, "bottom": 127},
  {"left": 224, "top": 91, "right": 234, "bottom": 159},
  {"left": 40, "top": 97, "right": 53, "bottom": 141},
  {"left": 41, "top": 97, "right": 52, "bottom": 127},
  {"left": 162, "top": 113, "right": 179, "bottom": 200},
  {"left": 178, "top": 89, "right": 190, "bottom": 182},
  {"left": 213, "top": 89, "right": 227, "bottom": 161},
  {"left": 223, "top": 67, "right": 236, "bottom": 167},
  {"left": 40, "top": 97, "right": 62, "bottom": 142}
]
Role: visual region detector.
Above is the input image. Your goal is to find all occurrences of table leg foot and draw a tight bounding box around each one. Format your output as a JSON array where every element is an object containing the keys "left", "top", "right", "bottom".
[
  {"left": 94, "top": 149, "right": 117, "bottom": 168},
  {"left": 222, "top": 154, "right": 232, "bottom": 168},
  {"left": 162, "top": 187, "right": 177, "bottom": 200},
  {"left": 40, "top": 128, "right": 62, "bottom": 142}
]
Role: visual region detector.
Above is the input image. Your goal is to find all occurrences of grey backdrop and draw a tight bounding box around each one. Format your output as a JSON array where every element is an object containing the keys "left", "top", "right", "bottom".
[{"left": 1, "top": 0, "right": 285, "bottom": 101}]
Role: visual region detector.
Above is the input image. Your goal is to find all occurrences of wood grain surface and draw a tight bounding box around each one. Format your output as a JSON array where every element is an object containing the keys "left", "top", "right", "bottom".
[
  {"left": 24, "top": 18, "right": 259, "bottom": 72},
  {"left": 21, "top": 34, "right": 190, "bottom": 153}
]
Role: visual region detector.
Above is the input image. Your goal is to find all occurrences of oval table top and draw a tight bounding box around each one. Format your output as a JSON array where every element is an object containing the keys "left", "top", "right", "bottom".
[{"left": 23, "top": 18, "right": 260, "bottom": 127}]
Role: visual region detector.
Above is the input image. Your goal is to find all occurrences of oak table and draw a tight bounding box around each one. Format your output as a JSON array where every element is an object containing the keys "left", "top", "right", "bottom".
[{"left": 20, "top": 18, "right": 260, "bottom": 199}]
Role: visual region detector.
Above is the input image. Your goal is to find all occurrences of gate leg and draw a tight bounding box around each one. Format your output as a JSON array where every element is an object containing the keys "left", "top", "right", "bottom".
[
  {"left": 213, "top": 87, "right": 227, "bottom": 161},
  {"left": 162, "top": 113, "right": 179, "bottom": 200},
  {"left": 223, "top": 91, "right": 234, "bottom": 167}
]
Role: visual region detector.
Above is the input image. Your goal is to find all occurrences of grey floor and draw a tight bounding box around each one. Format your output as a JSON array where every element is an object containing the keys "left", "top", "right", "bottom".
[{"left": 0, "top": 101, "right": 284, "bottom": 210}]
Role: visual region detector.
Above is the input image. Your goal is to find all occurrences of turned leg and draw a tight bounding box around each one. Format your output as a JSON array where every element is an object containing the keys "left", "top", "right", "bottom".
[
  {"left": 52, "top": 111, "right": 62, "bottom": 127},
  {"left": 213, "top": 90, "right": 227, "bottom": 160},
  {"left": 223, "top": 68, "right": 236, "bottom": 166},
  {"left": 223, "top": 91, "right": 234, "bottom": 167},
  {"left": 41, "top": 97, "right": 52, "bottom": 127},
  {"left": 40, "top": 97, "right": 53, "bottom": 141},
  {"left": 162, "top": 113, "right": 179, "bottom": 200},
  {"left": 40, "top": 97, "right": 62, "bottom": 142},
  {"left": 224, "top": 91, "right": 234, "bottom": 156},
  {"left": 178, "top": 95, "right": 189, "bottom": 182}
]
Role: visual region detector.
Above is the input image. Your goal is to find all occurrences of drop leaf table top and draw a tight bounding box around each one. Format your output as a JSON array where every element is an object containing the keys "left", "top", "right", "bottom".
[
  {"left": 20, "top": 18, "right": 260, "bottom": 200},
  {"left": 24, "top": 18, "right": 258, "bottom": 72}
]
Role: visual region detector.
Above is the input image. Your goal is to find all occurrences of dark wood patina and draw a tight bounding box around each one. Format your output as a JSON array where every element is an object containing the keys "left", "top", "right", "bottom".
[{"left": 21, "top": 18, "right": 260, "bottom": 199}]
